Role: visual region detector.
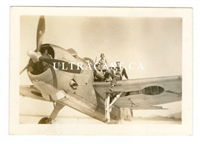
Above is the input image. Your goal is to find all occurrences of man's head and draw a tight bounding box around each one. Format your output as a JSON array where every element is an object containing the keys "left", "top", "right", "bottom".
[
  {"left": 100, "top": 53, "right": 105, "bottom": 59},
  {"left": 116, "top": 61, "right": 121, "bottom": 67},
  {"left": 44, "top": 49, "right": 48, "bottom": 54},
  {"left": 95, "top": 63, "right": 101, "bottom": 70}
]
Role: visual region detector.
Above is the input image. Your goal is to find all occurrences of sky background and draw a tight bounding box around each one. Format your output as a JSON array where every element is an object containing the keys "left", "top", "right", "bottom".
[
  {"left": 20, "top": 16, "right": 182, "bottom": 82},
  {"left": 20, "top": 16, "right": 182, "bottom": 120}
]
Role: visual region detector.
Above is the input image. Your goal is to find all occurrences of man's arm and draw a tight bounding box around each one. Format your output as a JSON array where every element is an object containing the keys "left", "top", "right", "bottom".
[
  {"left": 105, "top": 58, "right": 109, "bottom": 67},
  {"left": 122, "top": 68, "right": 128, "bottom": 79}
]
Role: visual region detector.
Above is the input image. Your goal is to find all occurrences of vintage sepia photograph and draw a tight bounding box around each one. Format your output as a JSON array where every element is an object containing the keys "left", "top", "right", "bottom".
[{"left": 10, "top": 7, "right": 192, "bottom": 135}]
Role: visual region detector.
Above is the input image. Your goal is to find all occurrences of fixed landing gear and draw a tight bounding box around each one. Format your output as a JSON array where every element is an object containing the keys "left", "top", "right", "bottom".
[
  {"left": 38, "top": 102, "right": 64, "bottom": 124},
  {"left": 38, "top": 117, "right": 52, "bottom": 124},
  {"left": 105, "top": 92, "right": 122, "bottom": 124},
  {"left": 105, "top": 93, "right": 111, "bottom": 123}
]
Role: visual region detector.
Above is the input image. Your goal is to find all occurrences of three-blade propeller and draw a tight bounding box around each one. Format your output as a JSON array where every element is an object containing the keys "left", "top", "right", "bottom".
[
  {"left": 20, "top": 16, "right": 81, "bottom": 74},
  {"left": 20, "top": 16, "right": 46, "bottom": 74}
]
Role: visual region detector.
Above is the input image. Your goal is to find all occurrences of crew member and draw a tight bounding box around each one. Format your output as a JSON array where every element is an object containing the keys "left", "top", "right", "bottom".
[
  {"left": 94, "top": 64, "right": 104, "bottom": 82},
  {"left": 36, "top": 49, "right": 52, "bottom": 73},
  {"left": 98, "top": 53, "right": 108, "bottom": 72},
  {"left": 104, "top": 67, "right": 113, "bottom": 82},
  {"left": 114, "top": 61, "right": 129, "bottom": 80},
  {"left": 108, "top": 62, "right": 129, "bottom": 92},
  {"left": 43, "top": 48, "right": 53, "bottom": 59}
]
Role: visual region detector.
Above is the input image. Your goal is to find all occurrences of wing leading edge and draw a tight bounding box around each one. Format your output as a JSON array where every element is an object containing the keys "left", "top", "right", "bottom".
[{"left": 93, "top": 76, "right": 182, "bottom": 110}]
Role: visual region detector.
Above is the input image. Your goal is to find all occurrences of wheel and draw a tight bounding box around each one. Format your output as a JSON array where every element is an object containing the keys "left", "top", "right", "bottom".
[
  {"left": 105, "top": 118, "right": 110, "bottom": 124},
  {"left": 38, "top": 117, "right": 52, "bottom": 124}
]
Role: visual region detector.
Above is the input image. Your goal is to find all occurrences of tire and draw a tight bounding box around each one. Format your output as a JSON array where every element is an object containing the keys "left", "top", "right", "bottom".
[{"left": 38, "top": 117, "right": 52, "bottom": 124}]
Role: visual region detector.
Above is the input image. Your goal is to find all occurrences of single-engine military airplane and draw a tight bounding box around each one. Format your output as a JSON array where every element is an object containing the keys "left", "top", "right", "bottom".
[{"left": 20, "top": 16, "right": 182, "bottom": 124}]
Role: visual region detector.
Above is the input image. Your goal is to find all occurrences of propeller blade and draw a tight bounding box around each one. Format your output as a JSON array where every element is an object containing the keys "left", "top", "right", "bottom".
[
  {"left": 20, "top": 16, "right": 45, "bottom": 74},
  {"left": 20, "top": 63, "right": 30, "bottom": 74},
  {"left": 36, "top": 16, "right": 45, "bottom": 52},
  {"left": 20, "top": 59, "right": 35, "bottom": 74},
  {"left": 39, "top": 56, "right": 82, "bottom": 74}
]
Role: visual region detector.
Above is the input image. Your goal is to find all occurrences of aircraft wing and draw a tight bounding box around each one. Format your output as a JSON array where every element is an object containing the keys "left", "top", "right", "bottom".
[
  {"left": 93, "top": 76, "right": 182, "bottom": 110},
  {"left": 20, "top": 85, "right": 47, "bottom": 101}
]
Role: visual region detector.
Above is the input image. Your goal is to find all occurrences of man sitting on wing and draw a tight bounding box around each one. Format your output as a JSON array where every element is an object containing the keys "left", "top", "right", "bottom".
[
  {"left": 98, "top": 53, "right": 108, "bottom": 73},
  {"left": 108, "top": 62, "right": 129, "bottom": 91},
  {"left": 94, "top": 63, "right": 105, "bottom": 82},
  {"left": 114, "top": 61, "right": 129, "bottom": 80}
]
